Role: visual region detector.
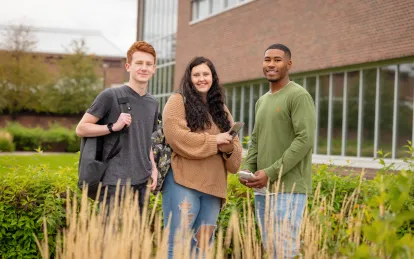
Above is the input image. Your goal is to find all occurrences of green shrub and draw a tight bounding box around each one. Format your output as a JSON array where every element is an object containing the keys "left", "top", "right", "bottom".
[
  {"left": 5, "top": 123, "right": 80, "bottom": 152},
  {"left": 0, "top": 157, "right": 79, "bottom": 258},
  {"left": 42, "top": 125, "right": 80, "bottom": 152},
  {"left": 6, "top": 123, "right": 44, "bottom": 151},
  {"left": 0, "top": 130, "right": 15, "bottom": 152},
  {"left": 66, "top": 132, "right": 81, "bottom": 153},
  {"left": 310, "top": 164, "right": 377, "bottom": 212}
]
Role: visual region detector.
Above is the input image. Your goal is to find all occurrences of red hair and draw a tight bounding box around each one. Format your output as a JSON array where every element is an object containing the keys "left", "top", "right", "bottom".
[{"left": 126, "top": 41, "right": 156, "bottom": 64}]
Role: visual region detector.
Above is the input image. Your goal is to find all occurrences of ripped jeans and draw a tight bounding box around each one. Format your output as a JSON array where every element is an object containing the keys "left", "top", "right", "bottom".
[{"left": 162, "top": 170, "right": 221, "bottom": 259}]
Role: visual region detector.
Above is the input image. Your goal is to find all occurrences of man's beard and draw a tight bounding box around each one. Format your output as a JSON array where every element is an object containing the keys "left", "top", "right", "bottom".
[
  {"left": 267, "top": 77, "right": 280, "bottom": 83},
  {"left": 265, "top": 69, "right": 285, "bottom": 83}
]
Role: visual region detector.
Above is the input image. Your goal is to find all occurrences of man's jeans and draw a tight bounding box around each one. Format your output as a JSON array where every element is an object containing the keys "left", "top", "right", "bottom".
[
  {"left": 99, "top": 183, "right": 148, "bottom": 214},
  {"left": 255, "top": 193, "right": 307, "bottom": 259},
  {"left": 162, "top": 171, "right": 221, "bottom": 259}
]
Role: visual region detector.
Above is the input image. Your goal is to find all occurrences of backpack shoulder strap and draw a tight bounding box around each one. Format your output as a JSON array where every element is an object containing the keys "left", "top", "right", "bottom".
[
  {"left": 104, "top": 86, "right": 130, "bottom": 162},
  {"left": 112, "top": 86, "right": 131, "bottom": 114}
]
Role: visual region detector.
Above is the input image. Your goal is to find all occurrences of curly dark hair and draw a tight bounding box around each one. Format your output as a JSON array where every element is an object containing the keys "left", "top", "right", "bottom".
[{"left": 178, "top": 56, "right": 231, "bottom": 132}]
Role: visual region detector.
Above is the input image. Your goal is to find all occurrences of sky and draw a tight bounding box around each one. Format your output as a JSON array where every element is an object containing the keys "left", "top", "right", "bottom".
[{"left": 0, "top": 0, "right": 137, "bottom": 53}]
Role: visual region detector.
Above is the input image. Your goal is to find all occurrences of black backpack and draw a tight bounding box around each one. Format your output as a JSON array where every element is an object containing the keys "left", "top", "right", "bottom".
[{"left": 78, "top": 87, "right": 130, "bottom": 199}]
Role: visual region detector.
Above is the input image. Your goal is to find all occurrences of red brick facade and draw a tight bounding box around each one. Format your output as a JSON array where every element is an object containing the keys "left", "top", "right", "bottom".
[
  {"left": 175, "top": 0, "right": 414, "bottom": 87},
  {"left": 0, "top": 114, "right": 82, "bottom": 129},
  {"left": 0, "top": 52, "right": 127, "bottom": 128},
  {"left": 0, "top": 51, "right": 127, "bottom": 88}
]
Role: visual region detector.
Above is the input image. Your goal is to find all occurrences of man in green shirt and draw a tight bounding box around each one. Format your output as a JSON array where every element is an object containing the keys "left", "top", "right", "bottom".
[{"left": 240, "top": 44, "right": 316, "bottom": 258}]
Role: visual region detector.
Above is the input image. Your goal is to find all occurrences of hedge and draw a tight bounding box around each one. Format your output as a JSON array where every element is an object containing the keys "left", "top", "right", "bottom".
[
  {"left": 0, "top": 131, "right": 15, "bottom": 152},
  {"left": 4, "top": 123, "right": 80, "bottom": 152},
  {"left": 0, "top": 160, "right": 79, "bottom": 258}
]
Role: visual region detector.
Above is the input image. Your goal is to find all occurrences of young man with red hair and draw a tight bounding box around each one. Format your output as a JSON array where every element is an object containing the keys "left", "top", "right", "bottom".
[{"left": 76, "top": 41, "right": 159, "bottom": 211}]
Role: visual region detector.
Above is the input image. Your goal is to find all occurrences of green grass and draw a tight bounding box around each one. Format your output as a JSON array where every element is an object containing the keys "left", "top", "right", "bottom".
[{"left": 0, "top": 153, "right": 79, "bottom": 174}]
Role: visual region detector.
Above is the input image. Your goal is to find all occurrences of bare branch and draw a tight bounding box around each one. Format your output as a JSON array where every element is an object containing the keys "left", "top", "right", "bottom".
[{"left": 0, "top": 24, "right": 37, "bottom": 54}]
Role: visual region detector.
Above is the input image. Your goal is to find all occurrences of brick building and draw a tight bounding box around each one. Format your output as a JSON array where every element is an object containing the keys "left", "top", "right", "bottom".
[
  {"left": 0, "top": 26, "right": 127, "bottom": 88},
  {"left": 137, "top": 0, "right": 414, "bottom": 167},
  {"left": 0, "top": 26, "right": 128, "bottom": 128}
]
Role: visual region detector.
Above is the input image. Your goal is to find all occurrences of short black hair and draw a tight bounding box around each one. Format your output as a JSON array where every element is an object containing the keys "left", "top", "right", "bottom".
[{"left": 265, "top": 44, "right": 291, "bottom": 59}]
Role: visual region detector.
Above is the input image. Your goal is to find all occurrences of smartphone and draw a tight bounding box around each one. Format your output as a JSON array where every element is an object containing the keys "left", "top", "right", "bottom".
[
  {"left": 229, "top": 122, "right": 245, "bottom": 138},
  {"left": 238, "top": 170, "right": 255, "bottom": 180},
  {"left": 238, "top": 170, "right": 268, "bottom": 194}
]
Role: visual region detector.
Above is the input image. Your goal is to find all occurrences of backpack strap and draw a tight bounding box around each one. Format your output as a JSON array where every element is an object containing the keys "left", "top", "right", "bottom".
[
  {"left": 104, "top": 86, "right": 130, "bottom": 162},
  {"left": 113, "top": 86, "right": 131, "bottom": 131}
]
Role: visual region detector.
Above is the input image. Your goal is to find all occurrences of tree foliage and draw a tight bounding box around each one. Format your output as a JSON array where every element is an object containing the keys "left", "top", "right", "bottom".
[
  {"left": 44, "top": 39, "right": 103, "bottom": 114},
  {"left": 0, "top": 24, "right": 104, "bottom": 115},
  {"left": 0, "top": 24, "right": 51, "bottom": 114}
]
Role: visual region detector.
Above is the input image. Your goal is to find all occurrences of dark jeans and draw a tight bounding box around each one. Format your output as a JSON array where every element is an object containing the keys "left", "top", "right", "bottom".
[{"left": 99, "top": 183, "right": 148, "bottom": 214}]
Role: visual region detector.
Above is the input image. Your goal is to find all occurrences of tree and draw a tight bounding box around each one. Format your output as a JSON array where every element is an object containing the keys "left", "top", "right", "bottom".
[
  {"left": 47, "top": 39, "right": 102, "bottom": 114},
  {"left": 0, "top": 24, "right": 36, "bottom": 55},
  {"left": 0, "top": 24, "right": 51, "bottom": 115}
]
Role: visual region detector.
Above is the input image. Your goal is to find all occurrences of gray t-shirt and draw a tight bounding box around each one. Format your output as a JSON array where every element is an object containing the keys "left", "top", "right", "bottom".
[{"left": 86, "top": 85, "right": 159, "bottom": 186}]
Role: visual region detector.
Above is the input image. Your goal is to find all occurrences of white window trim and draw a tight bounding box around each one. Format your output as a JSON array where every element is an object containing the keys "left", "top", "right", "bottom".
[
  {"left": 190, "top": 0, "right": 255, "bottom": 25},
  {"left": 227, "top": 59, "right": 414, "bottom": 161}
]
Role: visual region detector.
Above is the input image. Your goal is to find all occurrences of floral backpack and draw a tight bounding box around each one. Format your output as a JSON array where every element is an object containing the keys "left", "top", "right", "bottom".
[
  {"left": 151, "top": 93, "right": 185, "bottom": 194},
  {"left": 151, "top": 113, "right": 172, "bottom": 194}
]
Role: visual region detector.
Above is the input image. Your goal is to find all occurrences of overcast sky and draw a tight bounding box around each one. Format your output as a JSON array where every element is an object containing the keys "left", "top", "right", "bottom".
[{"left": 0, "top": 0, "right": 137, "bottom": 53}]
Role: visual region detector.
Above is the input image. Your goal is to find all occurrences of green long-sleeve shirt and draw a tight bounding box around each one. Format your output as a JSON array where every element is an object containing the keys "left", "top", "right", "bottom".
[{"left": 242, "top": 81, "right": 316, "bottom": 194}]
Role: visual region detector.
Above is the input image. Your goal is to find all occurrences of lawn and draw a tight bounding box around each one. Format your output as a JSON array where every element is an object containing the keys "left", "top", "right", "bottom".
[{"left": 0, "top": 153, "right": 79, "bottom": 174}]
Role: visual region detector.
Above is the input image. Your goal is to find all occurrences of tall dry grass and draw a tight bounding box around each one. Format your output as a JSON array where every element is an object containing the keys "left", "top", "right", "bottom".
[{"left": 35, "top": 170, "right": 397, "bottom": 259}]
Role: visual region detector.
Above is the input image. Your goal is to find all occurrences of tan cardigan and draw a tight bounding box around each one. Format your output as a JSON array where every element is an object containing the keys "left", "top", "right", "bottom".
[{"left": 162, "top": 93, "right": 242, "bottom": 199}]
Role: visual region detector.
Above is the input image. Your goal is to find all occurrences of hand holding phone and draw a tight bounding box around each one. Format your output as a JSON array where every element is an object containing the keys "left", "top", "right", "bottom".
[
  {"left": 238, "top": 170, "right": 268, "bottom": 194},
  {"left": 229, "top": 122, "right": 245, "bottom": 138},
  {"left": 238, "top": 170, "right": 256, "bottom": 180}
]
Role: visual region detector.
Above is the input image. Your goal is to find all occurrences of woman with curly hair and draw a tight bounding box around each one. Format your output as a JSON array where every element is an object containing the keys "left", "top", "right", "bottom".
[{"left": 162, "top": 56, "right": 242, "bottom": 257}]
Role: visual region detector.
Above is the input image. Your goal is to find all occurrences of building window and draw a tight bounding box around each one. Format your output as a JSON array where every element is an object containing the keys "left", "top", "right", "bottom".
[
  {"left": 191, "top": 0, "right": 253, "bottom": 22},
  {"left": 226, "top": 60, "right": 414, "bottom": 159},
  {"left": 301, "top": 64, "right": 413, "bottom": 160},
  {"left": 142, "top": 0, "right": 178, "bottom": 110}
]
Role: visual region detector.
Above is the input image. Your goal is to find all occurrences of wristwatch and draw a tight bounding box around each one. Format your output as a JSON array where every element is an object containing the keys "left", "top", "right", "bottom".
[
  {"left": 107, "top": 123, "right": 115, "bottom": 133},
  {"left": 223, "top": 151, "right": 233, "bottom": 159}
]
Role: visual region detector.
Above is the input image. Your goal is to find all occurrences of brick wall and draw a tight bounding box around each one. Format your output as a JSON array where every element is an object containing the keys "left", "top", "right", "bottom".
[
  {"left": 0, "top": 114, "right": 81, "bottom": 129},
  {"left": 0, "top": 51, "right": 127, "bottom": 87},
  {"left": 175, "top": 0, "right": 414, "bottom": 87},
  {"left": 101, "top": 57, "right": 128, "bottom": 87}
]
